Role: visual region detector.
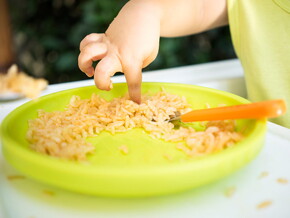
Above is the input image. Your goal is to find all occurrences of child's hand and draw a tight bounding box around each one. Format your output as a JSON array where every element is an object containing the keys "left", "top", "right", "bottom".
[
  {"left": 78, "top": 0, "right": 228, "bottom": 103},
  {"left": 78, "top": 1, "right": 161, "bottom": 103}
]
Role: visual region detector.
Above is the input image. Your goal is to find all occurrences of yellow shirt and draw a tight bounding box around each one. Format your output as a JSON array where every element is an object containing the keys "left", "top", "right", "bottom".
[{"left": 227, "top": 0, "right": 290, "bottom": 128}]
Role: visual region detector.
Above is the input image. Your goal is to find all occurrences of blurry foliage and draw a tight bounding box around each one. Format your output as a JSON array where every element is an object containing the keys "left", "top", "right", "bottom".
[{"left": 8, "top": 0, "right": 236, "bottom": 84}]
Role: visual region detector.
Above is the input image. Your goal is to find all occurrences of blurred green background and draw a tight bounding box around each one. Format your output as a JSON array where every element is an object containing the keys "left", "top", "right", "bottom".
[{"left": 8, "top": 0, "right": 236, "bottom": 84}]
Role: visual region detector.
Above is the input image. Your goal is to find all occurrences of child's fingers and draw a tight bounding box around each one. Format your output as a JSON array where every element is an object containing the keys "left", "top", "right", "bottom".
[
  {"left": 78, "top": 42, "right": 107, "bottom": 77},
  {"left": 124, "top": 64, "right": 142, "bottom": 104},
  {"left": 94, "top": 55, "right": 122, "bottom": 91},
  {"left": 80, "top": 33, "right": 104, "bottom": 51}
]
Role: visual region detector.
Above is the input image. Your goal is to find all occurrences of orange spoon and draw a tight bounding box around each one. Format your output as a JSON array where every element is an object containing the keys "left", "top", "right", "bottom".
[{"left": 171, "top": 99, "right": 287, "bottom": 122}]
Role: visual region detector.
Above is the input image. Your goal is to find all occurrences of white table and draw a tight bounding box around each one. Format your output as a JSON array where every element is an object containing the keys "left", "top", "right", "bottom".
[{"left": 1, "top": 59, "right": 290, "bottom": 218}]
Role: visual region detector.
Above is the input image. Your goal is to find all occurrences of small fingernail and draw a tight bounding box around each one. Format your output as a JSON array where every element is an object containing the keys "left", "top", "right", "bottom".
[
  {"left": 130, "top": 94, "right": 141, "bottom": 104},
  {"left": 135, "top": 99, "right": 141, "bottom": 104},
  {"left": 109, "top": 81, "right": 113, "bottom": 89},
  {"left": 86, "top": 69, "right": 94, "bottom": 77}
]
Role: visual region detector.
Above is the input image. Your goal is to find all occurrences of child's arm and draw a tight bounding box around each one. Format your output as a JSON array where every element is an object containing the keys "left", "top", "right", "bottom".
[{"left": 78, "top": 0, "right": 227, "bottom": 103}]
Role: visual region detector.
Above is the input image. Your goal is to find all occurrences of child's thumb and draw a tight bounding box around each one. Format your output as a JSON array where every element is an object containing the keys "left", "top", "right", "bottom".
[{"left": 94, "top": 55, "right": 122, "bottom": 91}]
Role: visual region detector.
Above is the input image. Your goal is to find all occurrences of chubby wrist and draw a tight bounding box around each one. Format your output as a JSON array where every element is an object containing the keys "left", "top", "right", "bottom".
[
  {"left": 106, "top": 0, "right": 162, "bottom": 37},
  {"left": 117, "top": 0, "right": 163, "bottom": 25}
]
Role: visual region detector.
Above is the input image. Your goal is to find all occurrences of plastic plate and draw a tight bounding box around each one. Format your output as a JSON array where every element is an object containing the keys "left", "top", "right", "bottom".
[{"left": 0, "top": 83, "right": 266, "bottom": 197}]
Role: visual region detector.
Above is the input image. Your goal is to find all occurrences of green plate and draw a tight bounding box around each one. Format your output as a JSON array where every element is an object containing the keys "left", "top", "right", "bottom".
[{"left": 0, "top": 83, "right": 266, "bottom": 197}]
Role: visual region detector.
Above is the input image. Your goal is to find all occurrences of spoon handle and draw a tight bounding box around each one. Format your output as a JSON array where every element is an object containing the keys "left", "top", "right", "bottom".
[{"left": 181, "top": 99, "right": 287, "bottom": 122}]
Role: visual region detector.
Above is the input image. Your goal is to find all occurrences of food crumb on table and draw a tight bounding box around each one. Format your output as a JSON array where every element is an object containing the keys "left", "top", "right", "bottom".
[
  {"left": 258, "top": 171, "right": 269, "bottom": 179},
  {"left": 277, "top": 178, "right": 288, "bottom": 184},
  {"left": 224, "top": 186, "right": 236, "bottom": 198},
  {"left": 256, "top": 200, "right": 272, "bottom": 209}
]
